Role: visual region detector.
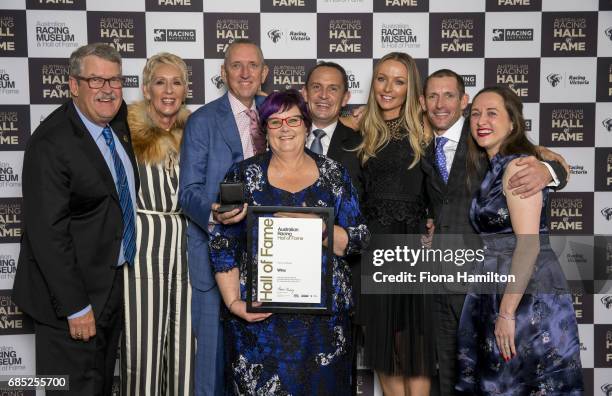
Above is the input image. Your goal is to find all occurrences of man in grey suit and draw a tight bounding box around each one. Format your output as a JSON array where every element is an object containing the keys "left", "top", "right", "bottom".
[
  {"left": 179, "top": 39, "right": 268, "bottom": 396},
  {"left": 419, "top": 69, "right": 568, "bottom": 396}
]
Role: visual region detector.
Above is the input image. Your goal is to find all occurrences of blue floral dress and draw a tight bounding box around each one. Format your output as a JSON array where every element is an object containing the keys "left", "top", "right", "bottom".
[
  {"left": 456, "top": 154, "right": 583, "bottom": 395},
  {"left": 209, "top": 150, "right": 369, "bottom": 395}
]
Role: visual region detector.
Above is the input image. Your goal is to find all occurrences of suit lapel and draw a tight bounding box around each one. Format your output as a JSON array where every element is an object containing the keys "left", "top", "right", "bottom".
[
  {"left": 326, "top": 122, "right": 345, "bottom": 160},
  {"left": 111, "top": 101, "right": 140, "bottom": 189},
  {"left": 218, "top": 94, "right": 245, "bottom": 163},
  {"left": 67, "top": 102, "right": 119, "bottom": 203}
]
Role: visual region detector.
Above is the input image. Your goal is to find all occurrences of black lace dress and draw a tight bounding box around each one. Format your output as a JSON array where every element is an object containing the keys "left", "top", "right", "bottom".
[{"left": 359, "top": 118, "right": 436, "bottom": 377}]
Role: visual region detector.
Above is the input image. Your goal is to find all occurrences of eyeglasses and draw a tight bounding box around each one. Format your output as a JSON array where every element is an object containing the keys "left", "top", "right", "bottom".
[
  {"left": 266, "top": 115, "right": 304, "bottom": 129},
  {"left": 74, "top": 76, "right": 124, "bottom": 89}
]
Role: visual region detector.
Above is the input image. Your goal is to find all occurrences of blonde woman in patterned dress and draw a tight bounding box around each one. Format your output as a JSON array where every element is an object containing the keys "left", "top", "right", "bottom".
[{"left": 121, "top": 53, "right": 195, "bottom": 395}]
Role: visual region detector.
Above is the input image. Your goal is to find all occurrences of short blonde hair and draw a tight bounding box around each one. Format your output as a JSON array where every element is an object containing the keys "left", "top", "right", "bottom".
[{"left": 142, "top": 52, "right": 188, "bottom": 88}]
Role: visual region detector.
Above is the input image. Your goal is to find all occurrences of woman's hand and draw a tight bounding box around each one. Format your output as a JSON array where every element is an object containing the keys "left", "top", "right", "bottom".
[
  {"left": 212, "top": 203, "right": 248, "bottom": 225},
  {"left": 228, "top": 300, "right": 272, "bottom": 323},
  {"left": 494, "top": 314, "right": 517, "bottom": 362}
]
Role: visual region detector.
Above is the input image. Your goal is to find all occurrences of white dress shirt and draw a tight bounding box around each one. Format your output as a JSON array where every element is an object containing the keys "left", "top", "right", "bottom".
[{"left": 306, "top": 121, "right": 338, "bottom": 156}]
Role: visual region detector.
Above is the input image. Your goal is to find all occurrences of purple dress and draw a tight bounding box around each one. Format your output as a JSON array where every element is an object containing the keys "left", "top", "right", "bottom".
[{"left": 455, "top": 154, "right": 583, "bottom": 395}]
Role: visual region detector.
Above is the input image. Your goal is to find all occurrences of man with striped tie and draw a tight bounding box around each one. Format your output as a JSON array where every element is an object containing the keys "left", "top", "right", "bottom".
[{"left": 13, "top": 43, "right": 138, "bottom": 396}]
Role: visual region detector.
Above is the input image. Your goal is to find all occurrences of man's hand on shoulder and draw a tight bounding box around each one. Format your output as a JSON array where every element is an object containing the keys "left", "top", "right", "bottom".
[{"left": 507, "top": 156, "right": 551, "bottom": 199}]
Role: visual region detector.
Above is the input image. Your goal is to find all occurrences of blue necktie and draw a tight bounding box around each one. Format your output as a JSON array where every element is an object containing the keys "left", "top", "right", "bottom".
[
  {"left": 435, "top": 136, "right": 449, "bottom": 184},
  {"left": 102, "top": 126, "right": 136, "bottom": 266},
  {"left": 310, "top": 129, "right": 326, "bottom": 154}
]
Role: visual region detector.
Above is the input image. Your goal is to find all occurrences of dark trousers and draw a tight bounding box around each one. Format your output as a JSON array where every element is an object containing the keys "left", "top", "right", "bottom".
[
  {"left": 434, "top": 294, "right": 466, "bottom": 396},
  {"left": 35, "top": 268, "right": 123, "bottom": 396}
]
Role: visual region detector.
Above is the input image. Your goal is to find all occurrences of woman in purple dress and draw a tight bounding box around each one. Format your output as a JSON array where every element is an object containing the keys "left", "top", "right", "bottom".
[{"left": 456, "top": 86, "right": 583, "bottom": 395}]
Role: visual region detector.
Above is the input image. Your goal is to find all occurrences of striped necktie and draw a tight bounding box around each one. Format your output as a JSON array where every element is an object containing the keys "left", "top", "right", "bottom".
[{"left": 101, "top": 126, "right": 136, "bottom": 266}]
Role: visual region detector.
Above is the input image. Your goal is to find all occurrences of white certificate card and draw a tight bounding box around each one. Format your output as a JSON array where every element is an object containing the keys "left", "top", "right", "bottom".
[{"left": 257, "top": 216, "right": 322, "bottom": 304}]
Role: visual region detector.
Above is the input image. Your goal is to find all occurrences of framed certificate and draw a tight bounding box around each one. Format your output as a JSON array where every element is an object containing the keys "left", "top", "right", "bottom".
[{"left": 246, "top": 206, "right": 334, "bottom": 315}]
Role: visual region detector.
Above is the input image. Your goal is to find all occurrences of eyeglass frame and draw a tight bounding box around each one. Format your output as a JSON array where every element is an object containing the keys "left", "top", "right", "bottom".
[
  {"left": 73, "top": 75, "right": 124, "bottom": 89},
  {"left": 265, "top": 115, "right": 304, "bottom": 129}
]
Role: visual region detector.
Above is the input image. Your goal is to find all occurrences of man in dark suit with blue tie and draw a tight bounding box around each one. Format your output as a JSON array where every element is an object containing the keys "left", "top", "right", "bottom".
[
  {"left": 179, "top": 38, "right": 268, "bottom": 396},
  {"left": 13, "top": 43, "right": 138, "bottom": 395},
  {"left": 419, "top": 69, "right": 568, "bottom": 396}
]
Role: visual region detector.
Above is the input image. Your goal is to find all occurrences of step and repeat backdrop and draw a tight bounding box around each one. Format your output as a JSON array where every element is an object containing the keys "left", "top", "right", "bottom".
[{"left": 1, "top": 0, "right": 612, "bottom": 394}]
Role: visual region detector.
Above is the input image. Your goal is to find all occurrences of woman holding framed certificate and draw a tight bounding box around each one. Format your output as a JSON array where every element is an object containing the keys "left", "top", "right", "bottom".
[{"left": 209, "top": 89, "right": 369, "bottom": 395}]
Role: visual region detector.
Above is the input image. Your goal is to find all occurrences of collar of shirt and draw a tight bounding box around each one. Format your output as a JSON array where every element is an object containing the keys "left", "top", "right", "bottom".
[
  {"left": 73, "top": 101, "right": 106, "bottom": 143},
  {"left": 436, "top": 116, "right": 464, "bottom": 145},
  {"left": 306, "top": 120, "right": 338, "bottom": 154},
  {"left": 228, "top": 90, "right": 257, "bottom": 116}
]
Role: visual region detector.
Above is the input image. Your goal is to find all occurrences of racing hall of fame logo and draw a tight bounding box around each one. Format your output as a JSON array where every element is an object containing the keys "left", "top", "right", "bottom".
[
  {"left": 263, "top": 60, "right": 315, "bottom": 93},
  {"left": 429, "top": 14, "right": 484, "bottom": 58},
  {"left": 0, "top": 12, "right": 27, "bottom": 57},
  {"left": 597, "top": 58, "right": 612, "bottom": 102},
  {"left": 0, "top": 292, "right": 34, "bottom": 336},
  {"left": 380, "top": 23, "right": 419, "bottom": 50},
  {"left": 145, "top": 0, "right": 203, "bottom": 11},
  {"left": 547, "top": 193, "right": 593, "bottom": 234},
  {"left": 153, "top": 29, "right": 196, "bottom": 42},
  {"left": 491, "top": 28, "right": 534, "bottom": 41},
  {"left": 260, "top": 0, "right": 316, "bottom": 12},
  {"left": 183, "top": 59, "right": 204, "bottom": 104},
  {"left": 317, "top": 14, "right": 372, "bottom": 58},
  {"left": 485, "top": 59, "right": 539, "bottom": 102},
  {"left": 373, "top": 0, "right": 429, "bottom": 12},
  {"left": 0, "top": 107, "right": 29, "bottom": 151},
  {"left": 486, "top": 0, "right": 541, "bottom": 11},
  {"left": 594, "top": 236, "right": 612, "bottom": 279},
  {"left": 204, "top": 14, "right": 259, "bottom": 59},
  {"left": 87, "top": 13, "right": 145, "bottom": 58},
  {"left": 0, "top": 69, "right": 20, "bottom": 97},
  {"left": 570, "top": 283, "right": 593, "bottom": 324},
  {"left": 595, "top": 149, "right": 612, "bottom": 191},
  {"left": 0, "top": 199, "right": 22, "bottom": 243},
  {"left": 34, "top": 21, "right": 78, "bottom": 50},
  {"left": 28, "top": 59, "right": 70, "bottom": 104},
  {"left": 542, "top": 13, "right": 597, "bottom": 57},
  {"left": 539, "top": 103, "right": 595, "bottom": 147},
  {"left": 594, "top": 326, "right": 612, "bottom": 367},
  {"left": 25, "top": 0, "right": 86, "bottom": 10}
]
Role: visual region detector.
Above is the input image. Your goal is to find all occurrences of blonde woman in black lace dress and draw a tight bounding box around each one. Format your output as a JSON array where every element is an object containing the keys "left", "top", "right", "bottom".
[{"left": 357, "top": 52, "right": 434, "bottom": 396}]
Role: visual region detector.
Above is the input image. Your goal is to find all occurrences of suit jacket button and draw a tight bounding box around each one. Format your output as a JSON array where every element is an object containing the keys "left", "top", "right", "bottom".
[{"left": 443, "top": 199, "right": 449, "bottom": 204}]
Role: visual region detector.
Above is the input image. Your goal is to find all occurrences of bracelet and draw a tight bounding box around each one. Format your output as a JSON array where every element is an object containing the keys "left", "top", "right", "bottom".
[
  {"left": 228, "top": 299, "right": 241, "bottom": 313},
  {"left": 497, "top": 313, "right": 516, "bottom": 321}
]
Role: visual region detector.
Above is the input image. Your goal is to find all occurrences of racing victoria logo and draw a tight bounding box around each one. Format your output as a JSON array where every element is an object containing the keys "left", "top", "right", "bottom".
[
  {"left": 267, "top": 29, "right": 282, "bottom": 43},
  {"left": 546, "top": 73, "right": 562, "bottom": 87}
]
